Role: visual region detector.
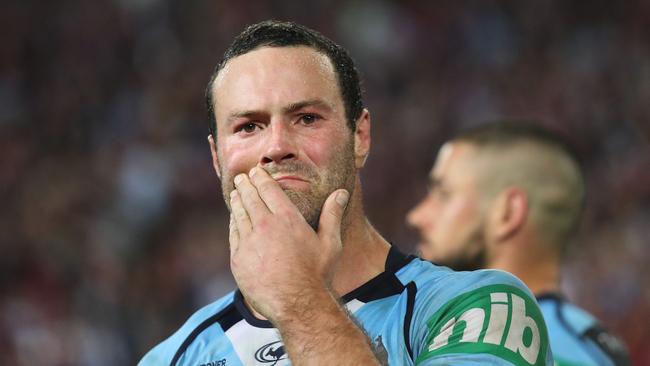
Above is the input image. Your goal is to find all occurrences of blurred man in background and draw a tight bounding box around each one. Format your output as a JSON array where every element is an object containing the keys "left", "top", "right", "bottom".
[{"left": 408, "top": 121, "right": 631, "bottom": 366}]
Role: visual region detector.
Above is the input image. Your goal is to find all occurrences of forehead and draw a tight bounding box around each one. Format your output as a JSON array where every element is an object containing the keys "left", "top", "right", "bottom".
[
  {"left": 212, "top": 46, "right": 341, "bottom": 118},
  {"left": 431, "top": 142, "right": 480, "bottom": 183}
]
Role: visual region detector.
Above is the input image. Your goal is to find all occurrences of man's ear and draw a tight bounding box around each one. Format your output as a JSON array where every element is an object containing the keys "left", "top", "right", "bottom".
[
  {"left": 208, "top": 135, "right": 222, "bottom": 180},
  {"left": 490, "top": 187, "right": 528, "bottom": 242},
  {"left": 354, "top": 109, "right": 371, "bottom": 168}
]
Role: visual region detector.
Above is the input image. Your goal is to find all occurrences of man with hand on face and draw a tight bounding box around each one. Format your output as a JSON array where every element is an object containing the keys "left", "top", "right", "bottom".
[
  {"left": 140, "top": 22, "right": 552, "bottom": 365},
  {"left": 408, "top": 122, "right": 630, "bottom": 366}
]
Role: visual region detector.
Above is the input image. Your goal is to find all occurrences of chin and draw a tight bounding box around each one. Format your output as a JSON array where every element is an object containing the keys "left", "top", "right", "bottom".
[
  {"left": 284, "top": 190, "right": 322, "bottom": 230},
  {"left": 415, "top": 243, "right": 433, "bottom": 261}
]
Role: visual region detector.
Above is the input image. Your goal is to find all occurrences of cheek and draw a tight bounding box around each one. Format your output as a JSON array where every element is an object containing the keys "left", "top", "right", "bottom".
[
  {"left": 219, "top": 138, "right": 261, "bottom": 177},
  {"left": 299, "top": 132, "right": 338, "bottom": 167},
  {"left": 438, "top": 200, "right": 480, "bottom": 237}
]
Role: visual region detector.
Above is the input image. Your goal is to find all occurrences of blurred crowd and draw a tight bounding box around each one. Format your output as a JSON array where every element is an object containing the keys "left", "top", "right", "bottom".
[{"left": 0, "top": 0, "right": 648, "bottom": 364}]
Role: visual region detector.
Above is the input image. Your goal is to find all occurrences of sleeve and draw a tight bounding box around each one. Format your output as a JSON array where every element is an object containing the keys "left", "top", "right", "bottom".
[
  {"left": 138, "top": 292, "right": 236, "bottom": 366},
  {"left": 138, "top": 337, "right": 177, "bottom": 366},
  {"left": 412, "top": 270, "right": 553, "bottom": 366}
]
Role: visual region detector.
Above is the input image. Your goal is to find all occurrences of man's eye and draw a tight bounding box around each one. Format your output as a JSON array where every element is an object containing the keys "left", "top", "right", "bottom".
[
  {"left": 237, "top": 122, "right": 259, "bottom": 134},
  {"left": 299, "top": 114, "right": 320, "bottom": 125}
]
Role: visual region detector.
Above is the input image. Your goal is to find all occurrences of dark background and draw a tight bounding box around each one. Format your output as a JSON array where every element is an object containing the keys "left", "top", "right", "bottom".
[{"left": 1, "top": 1, "right": 648, "bottom": 364}]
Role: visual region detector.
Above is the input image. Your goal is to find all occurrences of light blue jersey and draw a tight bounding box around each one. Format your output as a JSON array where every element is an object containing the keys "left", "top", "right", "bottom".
[
  {"left": 537, "top": 293, "right": 630, "bottom": 366},
  {"left": 140, "top": 247, "right": 552, "bottom": 365}
]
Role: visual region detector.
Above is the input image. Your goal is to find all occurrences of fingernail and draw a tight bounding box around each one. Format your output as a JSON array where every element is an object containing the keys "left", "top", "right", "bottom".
[
  {"left": 249, "top": 167, "right": 258, "bottom": 177},
  {"left": 234, "top": 174, "right": 244, "bottom": 185},
  {"left": 336, "top": 190, "right": 350, "bottom": 207},
  {"left": 230, "top": 190, "right": 238, "bottom": 199}
]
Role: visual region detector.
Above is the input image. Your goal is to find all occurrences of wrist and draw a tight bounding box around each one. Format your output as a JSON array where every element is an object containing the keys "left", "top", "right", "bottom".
[
  {"left": 268, "top": 286, "right": 381, "bottom": 365},
  {"left": 270, "top": 285, "right": 338, "bottom": 326}
]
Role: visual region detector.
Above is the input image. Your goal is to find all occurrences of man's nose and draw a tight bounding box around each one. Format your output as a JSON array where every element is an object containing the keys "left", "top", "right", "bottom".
[
  {"left": 407, "top": 199, "right": 432, "bottom": 229},
  {"left": 407, "top": 205, "right": 423, "bottom": 228},
  {"left": 260, "top": 122, "right": 297, "bottom": 165}
]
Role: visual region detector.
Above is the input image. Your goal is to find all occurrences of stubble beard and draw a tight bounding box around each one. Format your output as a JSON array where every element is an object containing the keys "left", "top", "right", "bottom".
[
  {"left": 285, "top": 149, "right": 355, "bottom": 230},
  {"left": 442, "top": 241, "right": 487, "bottom": 272},
  {"left": 220, "top": 139, "right": 356, "bottom": 231},
  {"left": 421, "top": 223, "right": 489, "bottom": 272}
]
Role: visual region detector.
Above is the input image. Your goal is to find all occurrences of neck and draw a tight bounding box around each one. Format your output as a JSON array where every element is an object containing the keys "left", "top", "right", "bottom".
[
  {"left": 331, "top": 177, "right": 391, "bottom": 296},
  {"left": 488, "top": 240, "right": 561, "bottom": 296},
  {"left": 513, "top": 259, "right": 560, "bottom": 295}
]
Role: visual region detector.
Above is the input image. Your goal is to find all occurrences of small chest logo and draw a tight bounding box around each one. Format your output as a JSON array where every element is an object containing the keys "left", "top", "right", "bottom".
[{"left": 254, "top": 341, "right": 287, "bottom": 365}]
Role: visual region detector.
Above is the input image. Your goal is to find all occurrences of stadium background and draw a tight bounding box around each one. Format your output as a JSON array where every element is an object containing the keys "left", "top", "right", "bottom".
[{"left": 1, "top": 0, "right": 648, "bottom": 364}]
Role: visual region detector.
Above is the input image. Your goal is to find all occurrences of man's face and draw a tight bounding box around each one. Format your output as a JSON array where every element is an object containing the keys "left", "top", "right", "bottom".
[
  {"left": 407, "top": 142, "right": 489, "bottom": 271},
  {"left": 210, "top": 46, "right": 357, "bottom": 229}
]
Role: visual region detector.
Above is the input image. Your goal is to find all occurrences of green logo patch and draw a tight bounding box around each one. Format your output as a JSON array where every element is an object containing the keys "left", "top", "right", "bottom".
[{"left": 417, "top": 285, "right": 548, "bottom": 365}]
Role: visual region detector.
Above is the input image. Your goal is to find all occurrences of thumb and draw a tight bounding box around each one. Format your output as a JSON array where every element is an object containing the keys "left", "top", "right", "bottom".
[{"left": 318, "top": 189, "right": 349, "bottom": 245}]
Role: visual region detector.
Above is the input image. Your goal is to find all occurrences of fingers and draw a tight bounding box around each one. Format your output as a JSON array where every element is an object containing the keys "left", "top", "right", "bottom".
[
  {"left": 248, "top": 167, "right": 294, "bottom": 214},
  {"left": 230, "top": 166, "right": 301, "bottom": 234},
  {"left": 317, "top": 189, "right": 349, "bottom": 246},
  {"left": 230, "top": 189, "right": 252, "bottom": 237},
  {"left": 234, "top": 171, "right": 272, "bottom": 221},
  {"left": 229, "top": 214, "right": 240, "bottom": 253}
]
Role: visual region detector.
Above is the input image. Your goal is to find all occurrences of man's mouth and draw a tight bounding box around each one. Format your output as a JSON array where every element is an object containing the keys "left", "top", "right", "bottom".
[
  {"left": 272, "top": 175, "right": 310, "bottom": 190},
  {"left": 273, "top": 175, "right": 308, "bottom": 183}
]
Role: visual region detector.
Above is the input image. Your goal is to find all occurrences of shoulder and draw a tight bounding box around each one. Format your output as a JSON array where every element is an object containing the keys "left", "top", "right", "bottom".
[
  {"left": 538, "top": 294, "right": 598, "bottom": 334},
  {"left": 538, "top": 295, "right": 631, "bottom": 366},
  {"left": 400, "top": 259, "right": 551, "bottom": 365},
  {"left": 398, "top": 258, "right": 537, "bottom": 315},
  {"left": 138, "top": 292, "right": 236, "bottom": 366},
  {"left": 397, "top": 256, "right": 528, "bottom": 289}
]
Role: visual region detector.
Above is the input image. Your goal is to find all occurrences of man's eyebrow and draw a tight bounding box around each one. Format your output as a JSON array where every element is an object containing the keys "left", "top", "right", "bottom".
[
  {"left": 282, "top": 99, "right": 332, "bottom": 114},
  {"left": 225, "top": 99, "right": 332, "bottom": 123},
  {"left": 227, "top": 110, "right": 265, "bottom": 123}
]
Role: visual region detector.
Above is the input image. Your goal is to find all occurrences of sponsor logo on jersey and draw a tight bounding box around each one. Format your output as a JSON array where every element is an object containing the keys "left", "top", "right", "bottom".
[
  {"left": 198, "top": 359, "right": 226, "bottom": 366},
  {"left": 419, "top": 284, "right": 549, "bottom": 365},
  {"left": 254, "top": 340, "right": 287, "bottom": 365}
]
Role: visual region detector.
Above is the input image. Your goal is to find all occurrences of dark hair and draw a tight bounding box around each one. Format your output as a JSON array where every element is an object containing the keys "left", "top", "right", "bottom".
[
  {"left": 206, "top": 20, "right": 364, "bottom": 137},
  {"left": 452, "top": 120, "right": 581, "bottom": 162}
]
